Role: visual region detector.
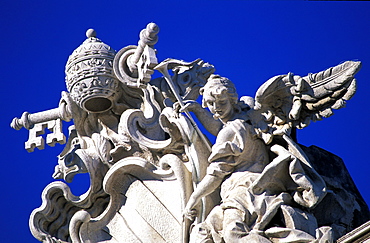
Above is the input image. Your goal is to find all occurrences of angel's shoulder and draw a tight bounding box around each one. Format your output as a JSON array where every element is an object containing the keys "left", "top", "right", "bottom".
[{"left": 216, "top": 119, "right": 250, "bottom": 142}]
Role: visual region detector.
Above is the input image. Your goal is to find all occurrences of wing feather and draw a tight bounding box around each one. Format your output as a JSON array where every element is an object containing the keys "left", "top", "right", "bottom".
[
  {"left": 298, "top": 61, "right": 360, "bottom": 125},
  {"left": 304, "top": 61, "right": 360, "bottom": 98},
  {"left": 249, "top": 61, "right": 361, "bottom": 144}
]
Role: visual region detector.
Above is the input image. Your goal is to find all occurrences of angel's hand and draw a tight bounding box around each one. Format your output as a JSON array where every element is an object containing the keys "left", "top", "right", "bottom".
[
  {"left": 174, "top": 100, "right": 201, "bottom": 114},
  {"left": 183, "top": 197, "right": 198, "bottom": 221},
  {"left": 181, "top": 100, "right": 202, "bottom": 113},
  {"left": 183, "top": 208, "right": 197, "bottom": 221}
]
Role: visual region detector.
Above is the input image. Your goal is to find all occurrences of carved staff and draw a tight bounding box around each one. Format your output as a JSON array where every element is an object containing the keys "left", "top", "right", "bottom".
[{"left": 155, "top": 61, "right": 212, "bottom": 241}]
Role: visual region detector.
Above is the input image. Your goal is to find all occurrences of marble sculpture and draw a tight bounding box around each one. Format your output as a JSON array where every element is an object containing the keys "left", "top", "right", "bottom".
[{"left": 11, "top": 23, "right": 369, "bottom": 243}]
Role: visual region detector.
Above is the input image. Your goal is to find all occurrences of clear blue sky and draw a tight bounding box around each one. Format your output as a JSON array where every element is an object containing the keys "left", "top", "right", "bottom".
[{"left": 1, "top": 1, "right": 370, "bottom": 242}]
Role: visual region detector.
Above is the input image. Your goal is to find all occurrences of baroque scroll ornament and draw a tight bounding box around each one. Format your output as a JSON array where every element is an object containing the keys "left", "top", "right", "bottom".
[{"left": 11, "top": 23, "right": 369, "bottom": 243}]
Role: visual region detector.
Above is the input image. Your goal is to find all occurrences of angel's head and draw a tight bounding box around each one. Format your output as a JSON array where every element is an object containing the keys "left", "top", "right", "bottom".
[{"left": 200, "top": 74, "right": 239, "bottom": 122}]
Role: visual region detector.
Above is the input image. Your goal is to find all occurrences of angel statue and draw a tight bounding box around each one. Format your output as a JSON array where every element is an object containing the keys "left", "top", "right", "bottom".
[{"left": 181, "top": 61, "right": 361, "bottom": 243}]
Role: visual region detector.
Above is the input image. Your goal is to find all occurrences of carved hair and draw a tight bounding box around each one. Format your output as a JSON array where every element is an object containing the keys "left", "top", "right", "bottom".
[{"left": 200, "top": 74, "right": 239, "bottom": 109}]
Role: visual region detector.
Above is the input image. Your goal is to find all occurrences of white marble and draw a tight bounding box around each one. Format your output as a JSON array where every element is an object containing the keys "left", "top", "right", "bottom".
[{"left": 11, "top": 23, "right": 368, "bottom": 243}]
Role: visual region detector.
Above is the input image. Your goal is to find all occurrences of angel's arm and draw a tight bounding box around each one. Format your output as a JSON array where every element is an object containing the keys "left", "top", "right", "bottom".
[
  {"left": 183, "top": 173, "right": 223, "bottom": 220},
  {"left": 178, "top": 100, "right": 222, "bottom": 136},
  {"left": 183, "top": 125, "right": 236, "bottom": 220}
]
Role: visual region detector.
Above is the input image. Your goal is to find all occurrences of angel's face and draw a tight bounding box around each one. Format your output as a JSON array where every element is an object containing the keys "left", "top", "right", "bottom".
[{"left": 204, "top": 92, "right": 234, "bottom": 122}]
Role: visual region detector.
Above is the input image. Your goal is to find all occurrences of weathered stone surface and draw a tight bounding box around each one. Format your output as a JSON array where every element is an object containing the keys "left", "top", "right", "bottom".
[{"left": 302, "top": 145, "right": 370, "bottom": 239}]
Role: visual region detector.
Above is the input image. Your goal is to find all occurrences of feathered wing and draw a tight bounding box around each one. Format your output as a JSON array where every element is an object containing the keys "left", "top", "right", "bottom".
[{"left": 248, "top": 61, "right": 361, "bottom": 144}]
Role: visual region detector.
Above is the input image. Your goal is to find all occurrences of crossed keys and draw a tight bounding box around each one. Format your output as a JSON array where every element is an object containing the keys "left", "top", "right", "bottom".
[
  {"left": 11, "top": 24, "right": 160, "bottom": 153},
  {"left": 137, "top": 45, "right": 158, "bottom": 88},
  {"left": 11, "top": 111, "right": 67, "bottom": 152},
  {"left": 11, "top": 93, "right": 72, "bottom": 152},
  {"left": 23, "top": 119, "right": 66, "bottom": 152}
]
